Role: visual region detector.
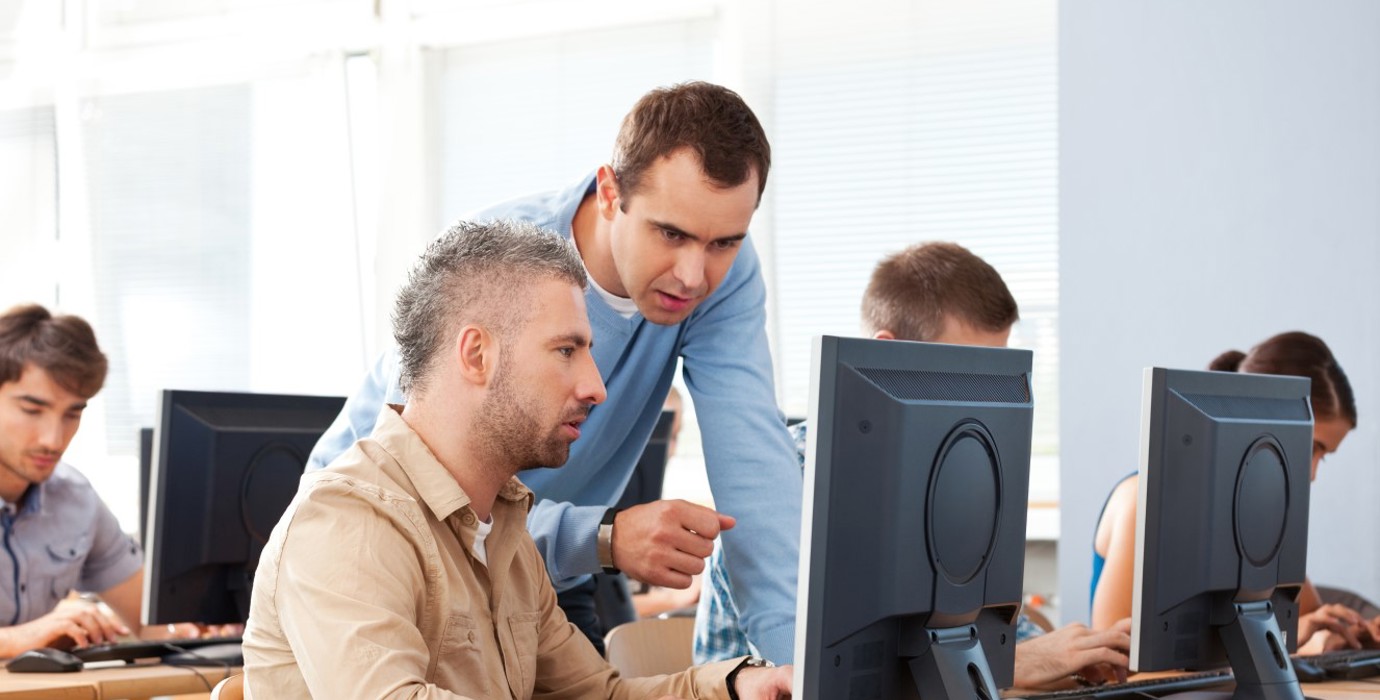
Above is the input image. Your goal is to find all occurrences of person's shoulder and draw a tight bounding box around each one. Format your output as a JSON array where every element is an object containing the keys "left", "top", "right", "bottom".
[
  {"left": 42, "top": 462, "right": 100, "bottom": 504},
  {"left": 463, "top": 173, "right": 592, "bottom": 233},
  {"left": 1109, "top": 473, "right": 1139, "bottom": 502},
  {"left": 1105, "top": 473, "right": 1140, "bottom": 525},
  {"left": 49, "top": 461, "right": 92, "bottom": 486}
]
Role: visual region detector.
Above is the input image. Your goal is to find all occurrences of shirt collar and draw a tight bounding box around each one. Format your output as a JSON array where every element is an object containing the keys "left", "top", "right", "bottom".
[
  {"left": 373, "top": 405, "right": 533, "bottom": 522},
  {"left": 16, "top": 482, "right": 42, "bottom": 516}
]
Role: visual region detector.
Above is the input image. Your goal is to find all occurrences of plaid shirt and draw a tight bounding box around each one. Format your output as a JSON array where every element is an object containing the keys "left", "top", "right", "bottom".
[{"left": 692, "top": 422, "right": 1046, "bottom": 663}]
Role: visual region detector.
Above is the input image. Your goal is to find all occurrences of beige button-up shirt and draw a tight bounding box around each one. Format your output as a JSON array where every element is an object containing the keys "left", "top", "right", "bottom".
[{"left": 243, "top": 406, "right": 740, "bottom": 699}]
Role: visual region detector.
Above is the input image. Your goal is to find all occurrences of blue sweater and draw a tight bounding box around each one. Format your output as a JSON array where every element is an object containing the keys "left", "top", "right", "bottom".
[{"left": 306, "top": 172, "right": 803, "bottom": 663}]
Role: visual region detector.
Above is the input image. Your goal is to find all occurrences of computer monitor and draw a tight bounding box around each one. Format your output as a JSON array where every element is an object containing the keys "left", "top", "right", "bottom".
[
  {"left": 794, "top": 336, "right": 1033, "bottom": 700},
  {"left": 614, "top": 409, "right": 676, "bottom": 510},
  {"left": 138, "top": 426, "right": 153, "bottom": 550},
  {"left": 595, "top": 409, "right": 677, "bottom": 632},
  {"left": 143, "top": 389, "right": 346, "bottom": 626},
  {"left": 1132, "top": 368, "right": 1313, "bottom": 700}
]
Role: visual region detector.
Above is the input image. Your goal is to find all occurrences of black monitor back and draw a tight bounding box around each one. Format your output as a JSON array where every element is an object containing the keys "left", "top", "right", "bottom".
[
  {"left": 138, "top": 426, "right": 154, "bottom": 551},
  {"left": 614, "top": 409, "right": 676, "bottom": 511},
  {"left": 595, "top": 409, "right": 677, "bottom": 634},
  {"left": 143, "top": 389, "right": 346, "bottom": 626},
  {"left": 794, "top": 336, "right": 1033, "bottom": 700},
  {"left": 1132, "top": 368, "right": 1312, "bottom": 692}
]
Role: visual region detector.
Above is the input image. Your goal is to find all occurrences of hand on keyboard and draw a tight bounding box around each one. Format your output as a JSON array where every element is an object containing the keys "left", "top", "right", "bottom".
[
  {"left": 1298, "top": 605, "right": 1380, "bottom": 655},
  {"left": 1014, "top": 619, "right": 1132, "bottom": 690},
  {"left": 33, "top": 599, "right": 128, "bottom": 650},
  {"left": 141, "top": 622, "right": 245, "bottom": 641}
]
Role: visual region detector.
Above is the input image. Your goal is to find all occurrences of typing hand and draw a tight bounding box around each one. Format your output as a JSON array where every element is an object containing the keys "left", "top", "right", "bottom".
[
  {"left": 732, "top": 664, "right": 793, "bottom": 700},
  {"left": 142, "top": 622, "right": 244, "bottom": 640},
  {"left": 1299, "top": 604, "right": 1365, "bottom": 651},
  {"left": 1013, "top": 619, "right": 1131, "bottom": 690},
  {"left": 613, "top": 500, "right": 735, "bottom": 588},
  {"left": 6, "top": 599, "right": 128, "bottom": 653}
]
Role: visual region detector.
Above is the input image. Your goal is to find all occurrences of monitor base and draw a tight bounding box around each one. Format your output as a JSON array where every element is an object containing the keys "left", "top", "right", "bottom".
[
  {"left": 907, "top": 624, "right": 1000, "bottom": 700},
  {"left": 161, "top": 642, "right": 243, "bottom": 667},
  {"left": 1220, "top": 600, "right": 1305, "bottom": 700}
]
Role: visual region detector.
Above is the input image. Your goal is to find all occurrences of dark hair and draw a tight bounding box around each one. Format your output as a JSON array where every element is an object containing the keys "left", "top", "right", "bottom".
[
  {"left": 860, "top": 242, "right": 1019, "bottom": 342},
  {"left": 1210, "top": 331, "right": 1356, "bottom": 427},
  {"left": 0, "top": 304, "right": 107, "bottom": 399},
  {"left": 611, "top": 81, "right": 771, "bottom": 203},
  {"left": 393, "top": 220, "right": 587, "bottom": 398}
]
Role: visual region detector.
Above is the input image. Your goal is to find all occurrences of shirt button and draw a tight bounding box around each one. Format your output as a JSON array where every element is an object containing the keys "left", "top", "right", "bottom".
[
  {"left": 18, "top": 584, "right": 24, "bottom": 593},
  {"left": 462, "top": 513, "right": 476, "bottom": 526}
]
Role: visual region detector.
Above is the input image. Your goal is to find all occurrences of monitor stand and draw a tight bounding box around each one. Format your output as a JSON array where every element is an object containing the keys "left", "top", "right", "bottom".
[
  {"left": 1219, "top": 600, "right": 1307, "bottom": 700},
  {"left": 907, "top": 625, "right": 999, "bottom": 700},
  {"left": 162, "top": 643, "right": 244, "bottom": 667}
]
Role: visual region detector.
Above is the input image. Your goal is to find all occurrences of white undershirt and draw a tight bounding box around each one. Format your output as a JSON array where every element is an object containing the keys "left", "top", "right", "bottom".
[
  {"left": 473, "top": 517, "right": 494, "bottom": 567},
  {"left": 586, "top": 267, "right": 638, "bottom": 319}
]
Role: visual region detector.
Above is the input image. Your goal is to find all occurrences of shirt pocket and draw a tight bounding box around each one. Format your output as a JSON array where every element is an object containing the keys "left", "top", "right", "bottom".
[
  {"left": 40, "top": 535, "right": 90, "bottom": 601},
  {"left": 435, "top": 613, "right": 483, "bottom": 685},
  {"left": 507, "top": 611, "right": 542, "bottom": 697}
]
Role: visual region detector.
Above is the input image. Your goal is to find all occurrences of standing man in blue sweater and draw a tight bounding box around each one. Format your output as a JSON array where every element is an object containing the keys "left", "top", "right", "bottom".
[{"left": 307, "top": 81, "right": 801, "bottom": 662}]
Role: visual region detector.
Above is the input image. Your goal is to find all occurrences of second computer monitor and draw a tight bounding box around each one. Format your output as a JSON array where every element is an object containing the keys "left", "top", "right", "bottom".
[
  {"left": 143, "top": 389, "right": 346, "bottom": 627},
  {"left": 1133, "top": 368, "right": 1313, "bottom": 700},
  {"left": 794, "top": 336, "right": 1033, "bottom": 700}
]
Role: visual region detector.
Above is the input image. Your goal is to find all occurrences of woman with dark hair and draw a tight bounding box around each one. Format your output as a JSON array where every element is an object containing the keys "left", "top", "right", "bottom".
[{"left": 1089, "top": 331, "right": 1373, "bottom": 653}]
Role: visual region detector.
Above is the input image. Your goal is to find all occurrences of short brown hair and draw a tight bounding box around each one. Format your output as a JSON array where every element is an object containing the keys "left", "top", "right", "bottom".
[
  {"left": 0, "top": 304, "right": 108, "bottom": 399},
  {"left": 1209, "top": 331, "right": 1356, "bottom": 427},
  {"left": 860, "top": 242, "right": 1019, "bottom": 342},
  {"left": 611, "top": 81, "right": 771, "bottom": 203}
]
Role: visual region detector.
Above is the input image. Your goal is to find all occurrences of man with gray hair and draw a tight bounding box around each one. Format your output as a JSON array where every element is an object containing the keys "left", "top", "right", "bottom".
[{"left": 242, "top": 220, "right": 792, "bottom": 699}]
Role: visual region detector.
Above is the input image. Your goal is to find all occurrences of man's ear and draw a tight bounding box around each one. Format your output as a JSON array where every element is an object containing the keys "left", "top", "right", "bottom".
[
  {"left": 455, "top": 325, "right": 496, "bottom": 386},
  {"left": 872, "top": 329, "right": 896, "bottom": 340},
  {"left": 594, "top": 164, "right": 621, "bottom": 220}
]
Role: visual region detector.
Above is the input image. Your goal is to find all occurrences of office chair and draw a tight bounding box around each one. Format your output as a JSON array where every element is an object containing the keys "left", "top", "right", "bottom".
[
  {"left": 1021, "top": 604, "right": 1056, "bottom": 634},
  {"left": 1316, "top": 584, "right": 1380, "bottom": 619},
  {"left": 603, "top": 616, "right": 696, "bottom": 677}
]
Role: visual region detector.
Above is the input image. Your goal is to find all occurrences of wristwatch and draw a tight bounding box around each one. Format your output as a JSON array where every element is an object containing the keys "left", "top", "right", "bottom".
[
  {"left": 726, "top": 656, "right": 772, "bottom": 700},
  {"left": 597, "top": 507, "right": 620, "bottom": 574}
]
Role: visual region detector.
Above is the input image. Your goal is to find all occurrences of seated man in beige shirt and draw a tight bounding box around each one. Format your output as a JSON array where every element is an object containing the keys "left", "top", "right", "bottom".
[{"left": 242, "top": 220, "right": 792, "bottom": 699}]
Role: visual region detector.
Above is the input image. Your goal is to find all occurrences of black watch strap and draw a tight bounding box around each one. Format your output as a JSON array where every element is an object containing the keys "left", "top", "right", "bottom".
[{"left": 726, "top": 656, "right": 768, "bottom": 700}]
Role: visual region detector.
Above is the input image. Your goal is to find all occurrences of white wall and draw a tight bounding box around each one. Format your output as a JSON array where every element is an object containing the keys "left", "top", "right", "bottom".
[{"left": 1059, "top": 0, "right": 1380, "bottom": 622}]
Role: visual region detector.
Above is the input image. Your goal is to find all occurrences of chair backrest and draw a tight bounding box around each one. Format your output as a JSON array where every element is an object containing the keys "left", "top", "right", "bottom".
[
  {"left": 1020, "top": 604, "right": 1056, "bottom": 634},
  {"left": 1316, "top": 584, "right": 1380, "bottom": 619},
  {"left": 604, "top": 616, "right": 696, "bottom": 677},
  {"left": 211, "top": 673, "right": 245, "bottom": 700}
]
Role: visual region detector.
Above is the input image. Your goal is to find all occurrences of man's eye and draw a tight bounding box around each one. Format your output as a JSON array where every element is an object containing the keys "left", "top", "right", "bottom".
[
  {"left": 558, "top": 347, "right": 574, "bottom": 358},
  {"left": 713, "top": 238, "right": 741, "bottom": 251},
  {"left": 20, "top": 408, "right": 40, "bottom": 416},
  {"left": 661, "top": 228, "right": 684, "bottom": 241}
]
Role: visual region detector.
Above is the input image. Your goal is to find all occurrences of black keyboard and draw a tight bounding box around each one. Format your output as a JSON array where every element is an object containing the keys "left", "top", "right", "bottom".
[
  {"left": 71, "top": 636, "right": 242, "bottom": 664},
  {"left": 1013, "top": 670, "right": 1234, "bottom": 700},
  {"left": 1294, "top": 649, "right": 1380, "bottom": 681}
]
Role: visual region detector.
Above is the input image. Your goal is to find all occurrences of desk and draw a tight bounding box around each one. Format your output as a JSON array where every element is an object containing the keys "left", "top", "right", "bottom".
[
  {"left": 0, "top": 662, "right": 236, "bottom": 699},
  {"left": 1307, "top": 680, "right": 1380, "bottom": 699}
]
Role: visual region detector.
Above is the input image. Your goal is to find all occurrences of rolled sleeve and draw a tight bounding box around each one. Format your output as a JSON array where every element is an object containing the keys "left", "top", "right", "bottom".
[{"left": 79, "top": 488, "right": 142, "bottom": 594}]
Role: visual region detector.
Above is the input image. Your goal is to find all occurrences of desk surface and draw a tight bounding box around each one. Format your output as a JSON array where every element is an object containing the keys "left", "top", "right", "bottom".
[
  {"left": 2, "top": 667, "right": 1374, "bottom": 700},
  {"left": 1306, "top": 680, "right": 1380, "bottom": 699},
  {"left": 0, "top": 662, "right": 235, "bottom": 699}
]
